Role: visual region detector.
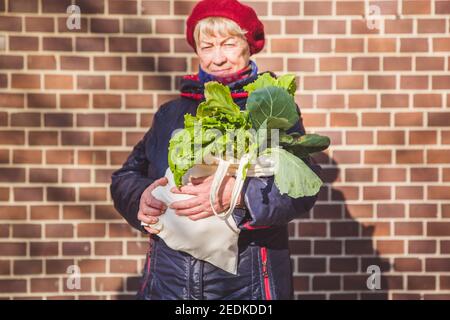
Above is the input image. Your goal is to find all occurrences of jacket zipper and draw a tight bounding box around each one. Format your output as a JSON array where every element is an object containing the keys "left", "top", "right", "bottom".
[
  {"left": 260, "top": 247, "right": 272, "bottom": 300},
  {"left": 139, "top": 238, "right": 153, "bottom": 295}
]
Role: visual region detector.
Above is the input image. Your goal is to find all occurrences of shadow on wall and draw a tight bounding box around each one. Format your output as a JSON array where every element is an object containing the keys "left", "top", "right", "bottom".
[{"left": 290, "top": 152, "right": 391, "bottom": 300}]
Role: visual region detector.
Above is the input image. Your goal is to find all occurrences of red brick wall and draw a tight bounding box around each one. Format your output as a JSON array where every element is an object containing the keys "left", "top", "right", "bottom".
[{"left": 0, "top": 0, "right": 449, "bottom": 300}]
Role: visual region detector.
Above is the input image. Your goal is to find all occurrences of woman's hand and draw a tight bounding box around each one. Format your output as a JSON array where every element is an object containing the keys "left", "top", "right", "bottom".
[
  {"left": 138, "top": 177, "right": 168, "bottom": 234},
  {"left": 169, "top": 175, "right": 242, "bottom": 221}
]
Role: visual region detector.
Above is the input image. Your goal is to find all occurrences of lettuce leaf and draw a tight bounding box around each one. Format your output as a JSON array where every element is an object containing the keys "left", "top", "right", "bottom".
[
  {"left": 246, "top": 86, "right": 299, "bottom": 131},
  {"left": 243, "top": 73, "right": 297, "bottom": 96},
  {"left": 262, "top": 147, "right": 323, "bottom": 198}
]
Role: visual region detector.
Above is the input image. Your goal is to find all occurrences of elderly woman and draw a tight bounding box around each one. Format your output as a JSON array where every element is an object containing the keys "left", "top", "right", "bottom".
[{"left": 111, "top": 0, "right": 321, "bottom": 300}]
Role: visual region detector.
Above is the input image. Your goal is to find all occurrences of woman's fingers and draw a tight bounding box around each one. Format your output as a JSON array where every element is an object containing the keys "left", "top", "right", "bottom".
[
  {"left": 188, "top": 211, "right": 213, "bottom": 221},
  {"left": 138, "top": 210, "right": 160, "bottom": 224},
  {"left": 170, "top": 196, "right": 203, "bottom": 211},
  {"left": 142, "top": 205, "right": 164, "bottom": 216},
  {"left": 174, "top": 204, "right": 204, "bottom": 216},
  {"left": 144, "top": 226, "right": 160, "bottom": 235},
  {"left": 145, "top": 196, "right": 167, "bottom": 211},
  {"left": 170, "top": 184, "right": 200, "bottom": 195}
]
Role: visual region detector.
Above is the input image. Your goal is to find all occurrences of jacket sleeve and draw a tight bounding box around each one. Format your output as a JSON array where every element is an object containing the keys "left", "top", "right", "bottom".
[
  {"left": 233, "top": 105, "right": 322, "bottom": 229},
  {"left": 110, "top": 111, "right": 162, "bottom": 232}
]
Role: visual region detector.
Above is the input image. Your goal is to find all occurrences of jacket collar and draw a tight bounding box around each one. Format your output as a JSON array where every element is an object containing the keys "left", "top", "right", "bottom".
[{"left": 179, "top": 70, "right": 277, "bottom": 101}]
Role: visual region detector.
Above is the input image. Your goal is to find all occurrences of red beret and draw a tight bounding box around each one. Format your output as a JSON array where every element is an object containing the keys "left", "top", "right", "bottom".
[{"left": 186, "top": 0, "right": 265, "bottom": 55}]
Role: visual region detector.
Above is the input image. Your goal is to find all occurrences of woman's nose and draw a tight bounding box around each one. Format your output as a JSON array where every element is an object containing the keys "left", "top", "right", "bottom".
[{"left": 212, "top": 47, "right": 227, "bottom": 64}]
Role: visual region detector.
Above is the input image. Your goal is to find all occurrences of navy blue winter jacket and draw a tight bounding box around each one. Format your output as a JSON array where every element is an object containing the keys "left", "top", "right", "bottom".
[{"left": 110, "top": 71, "right": 322, "bottom": 300}]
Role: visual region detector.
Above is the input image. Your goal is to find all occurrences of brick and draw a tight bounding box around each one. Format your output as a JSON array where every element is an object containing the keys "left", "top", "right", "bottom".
[
  {"left": 0, "top": 55, "right": 23, "bottom": 69},
  {"left": 123, "top": 18, "right": 151, "bottom": 33},
  {"left": 385, "top": 19, "right": 413, "bottom": 34},
  {"left": 381, "top": 94, "right": 408, "bottom": 108},
  {"left": 349, "top": 95, "right": 377, "bottom": 108},
  {"left": 0, "top": 93, "right": 24, "bottom": 108},
  {"left": 13, "top": 150, "right": 42, "bottom": 164},
  {"left": 31, "top": 278, "right": 59, "bottom": 293},
  {"left": 155, "top": 19, "right": 184, "bottom": 34},
  {"left": 63, "top": 205, "right": 91, "bottom": 220},
  {"left": 10, "top": 36, "right": 39, "bottom": 51},
  {"left": 142, "top": 76, "right": 171, "bottom": 90},
  {"left": 79, "top": 259, "right": 106, "bottom": 273},
  {"left": 12, "top": 224, "right": 41, "bottom": 238},
  {"left": 271, "top": 38, "right": 299, "bottom": 53},
  {"left": 95, "top": 241, "right": 122, "bottom": 256},
  {"left": 28, "top": 55, "right": 56, "bottom": 70},
  {"left": 29, "top": 169, "right": 58, "bottom": 183},
  {"left": 8, "top": 0, "right": 38, "bottom": 12},
  {"left": 109, "top": 37, "right": 137, "bottom": 52},
  {"left": 93, "top": 132, "right": 122, "bottom": 146},
  {"left": 0, "top": 280, "right": 26, "bottom": 293},
  {"left": 29, "top": 131, "right": 58, "bottom": 146},
  {"left": 320, "top": 57, "right": 347, "bottom": 71},
  {"left": 286, "top": 20, "right": 313, "bottom": 35},
  {"left": 78, "top": 223, "right": 106, "bottom": 237},
  {"left": 403, "top": 1, "right": 430, "bottom": 14},
  {"left": 0, "top": 16, "right": 21, "bottom": 31},
  {"left": 77, "top": 76, "right": 106, "bottom": 90},
  {"left": 30, "top": 205, "right": 59, "bottom": 220},
  {"left": 0, "top": 206, "right": 26, "bottom": 220},
  {"left": 109, "top": 0, "right": 137, "bottom": 14},
  {"left": 76, "top": 37, "right": 105, "bottom": 52},
  {"left": 0, "top": 168, "right": 26, "bottom": 182},
  {"left": 93, "top": 94, "right": 121, "bottom": 109},
  {"left": 108, "top": 113, "right": 136, "bottom": 127},
  {"left": 61, "top": 131, "right": 90, "bottom": 146},
  {"left": 94, "top": 56, "right": 122, "bottom": 71},
  {"left": 126, "top": 57, "right": 155, "bottom": 72},
  {"left": 42, "top": 0, "right": 71, "bottom": 13},
  {"left": 78, "top": 150, "right": 107, "bottom": 165},
  {"left": 26, "top": 17, "right": 54, "bottom": 32},
  {"left": 11, "top": 112, "right": 41, "bottom": 127},
  {"left": 401, "top": 38, "right": 428, "bottom": 52},
  {"left": 12, "top": 74, "right": 40, "bottom": 89},
  {"left": 47, "top": 187, "right": 75, "bottom": 202},
  {"left": 158, "top": 57, "right": 187, "bottom": 72},
  {"left": 30, "top": 242, "right": 58, "bottom": 256},
  {"left": 62, "top": 169, "right": 90, "bottom": 183},
  {"left": 74, "top": 0, "right": 104, "bottom": 14},
  {"left": 125, "top": 94, "right": 153, "bottom": 109},
  {"left": 395, "top": 222, "right": 423, "bottom": 236},
  {"left": 61, "top": 56, "right": 89, "bottom": 70},
  {"left": 416, "top": 57, "right": 445, "bottom": 71},
  {"left": 79, "top": 187, "right": 107, "bottom": 201},
  {"left": 63, "top": 242, "right": 91, "bottom": 256},
  {"left": 43, "top": 37, "right": 72, "bottom": 51},
  {"left": 142, "top": 38, "right": 170, "bottom": 53},
  {"left": 429, "top": 112, "right": 450, "bottom": 126},
  {"left": 303, "top": 39, "right": 331, "bottom": 53},
  {"left": 96, "top": 276, "right": 123, "bottom": 291},
  {"left": 77, "top": 114, "right": 105, "bottom": 127},
  {"left": 353, "top": 57, "right": 380, "bottom": 71},
  {"left": 14, "top": 187, "right": 43, "bottom": 202},
  {"left": 384, "top": 57, "right": 411, "bottom": 71},
  {"left": 142, "top": 0, "right": 170, "bottom": 15},
  {"left": 304, "top": 1, "right": 332, "bottom": 15},
  {"left": 368, "top": 76, "right": 396, "bottom": 90},
  {"left": 418, "top": 19, "right": 446, "bottom": 33},
  {"left": 46, "top": 150, "right": 74, "bottom": 165},
  {"left": 110, "top": 75, "right": 139, "bottom": 90},
  {"left": 44, "top": 113, "right": 72, "bottom": 127},
  {"left": 408, "top": 276, "right": 435, "bottom": 291},
  {"left": 110, "top": 259, "right": 137, "bottom": 273},
  {"left": 336, "top": 39, "right": 364, "bottom": 52},
  {"left": 91, "top": 18, "right": 119, "bottom": 33},
  {"left": 368, "top": 38, "right": 396, "bottom": 52},
  {"left": 436, "top": 1, "right": 450, "bottom": 14},
  {"left": 95, "top": 206, "right": 120, "bottom": 221},
  {"left": 433, "top": 38, "right": 450, "bottom": 51},
  {"left": 394, "top": 258, "right": 422, "bottom": 272}
]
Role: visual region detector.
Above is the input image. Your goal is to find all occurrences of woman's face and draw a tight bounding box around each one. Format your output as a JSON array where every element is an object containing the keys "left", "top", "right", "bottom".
[{"left": 196, "top": 33, "right": 250, "bottom": 77}]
